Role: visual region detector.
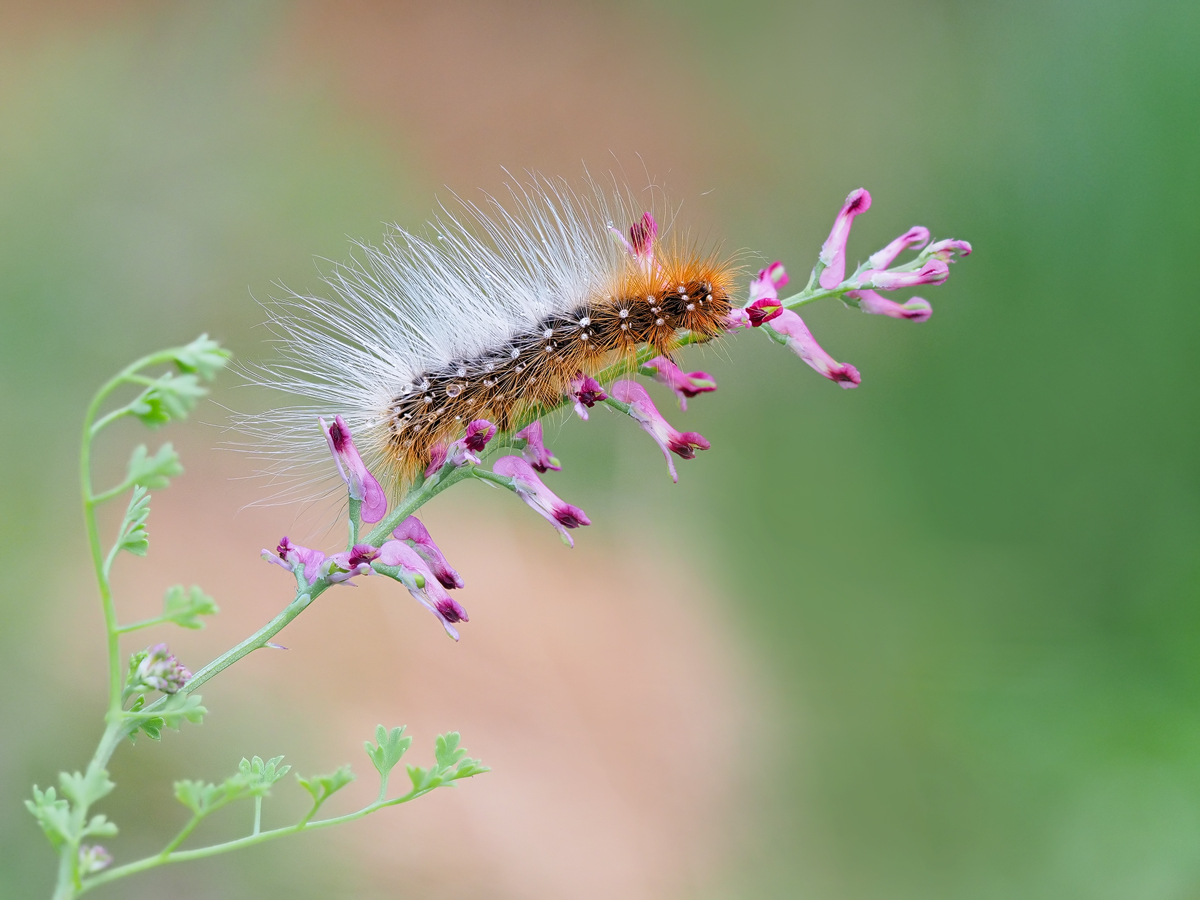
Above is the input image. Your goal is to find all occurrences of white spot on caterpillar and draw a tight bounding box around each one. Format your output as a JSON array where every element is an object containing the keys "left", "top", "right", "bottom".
[
  {"left": 543, "top": 328, "right": 553, "bottom": 338},
  {"left": 706, "top": 294, "right": 713, "bottom": 301},
  {"left": 646, "top": 295, "right": 655, "bottom": 303},
  {"left": 580, "top": 332, "right": 589, "bottom": 341},
  {"left": 510, "top": 348, "right": 520, "bottom": 359},
  {"left": 656, "top": 318, "right": 665, "bottom": 326},
  {"left": 455, "top": 415, "right": 462, "bottom": 421},
  {"left": 619, "top": 308, "right": 628, "bottom": 318},
  {"left": 620, "top": 323, "right": 629, "bottom": 330},
  {"left": 423, "top": 396, "right": 433, "bottom": 404},
  {"left": 681, "top": 293, "right": 689, "bottom": 300},
  {"left": 457, "top": 367, "right": 467, "bottom": 377},
  {"left": 446, "top": 384, "right": 463, "bottom": 398},
  {"left": 485, "top": 362, "right": 495, "bottom": 372},
  {"left": 578, "top": 316, "right": 590, "bottom": 327},
  {"left": 687, "top": 303, "right": 695, "bottom": 311}
]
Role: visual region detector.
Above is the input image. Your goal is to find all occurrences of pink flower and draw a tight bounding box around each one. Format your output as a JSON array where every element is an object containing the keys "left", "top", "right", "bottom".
[
  {"left": 461, "top": 419, "right": 497, "bottom": 454},
  {"left": 768, "top": 309, "right": 861, "bottom": 388},
  {"left": 326, "top": 543, "right": 380, "bottom": 584},
  {"left": 266, "top": 536, "right": 327, "bottom": 585},
  {"left": 424, "top": 443, "right": 448, "bottom": 479},
  {"left": 749, "top": 261, "right": 789, "bottom": 302},
  {"left": 609, "top": 380, "right": 710, "bottom": 482},
  {"left": 320, "top": 415, "right": 387, "bottom": 524},
  {"left": 610, "top": 211, "right": 657, "bottom": 272},
  {"left": 818, "top": 188, "right": 872, "bottom": 289},
  {"left": 376, "top": 540, "right": 469, "bottom": 640},
  {"left": 861, "top": 259, "right": 950, "bottom": 291},
  {"left": 516, "top": 421, "right": 561, "bottom": 472},
  {"left": 646, "top": 356, "right": 717, "bottom": 411},
  {"left": 569, "top": 373, "right": 607, "bottom": 420},
  {"left": 78, "top": 845, "right": 112, "bottom": 875},
  {"left": 846, "top": 289, "right": 932, "bottom": 322},
  {"left": 424, "top": 419, "right": 498, "bottom": 477},
  {"left": 926, "top": 239, "right": 972, "bottom": 262},
  {"left": 492, "top": 456, "right": 591, "bottom": 546},
  {"left": 866, "top": 226, "right": 930, "bottom": 271},
  {"left": 393, "top": 516, "right": 464, "bottom": 589}
]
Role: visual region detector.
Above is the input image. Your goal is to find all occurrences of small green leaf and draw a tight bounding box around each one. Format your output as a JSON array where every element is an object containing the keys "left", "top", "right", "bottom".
[
  {"left": 82, "top": 814, "right": 118, "bottom": 839},
  {"left": 117, "top": 487, "right": 151, "bottom": 556},
  {"left": 163, "top": 584, "right": 219, "bottom": 629},
  {"left": 171, "top": 334, "right": 231, "bottom": 381},
  {"left": 136, "top": 717, "right": 164, "bottom": 741},
  {"left": 59, "top": 769, "right": 116, "bottom": 808},
  {"left": 157, "top": 692, "right": 207, "bottom": 730},
  {"left": 130, "top": 372, "right": 208, "bottom": 428},
  {"left": 126, "top": 443, "right": 184, "bottom": 491},
  {"left": 406, "top": 764, "right": 444, "bottom": 793},
  {"left": 365, "top": 725, "right": 412, "bottom": 779},
  {"left": 297, "top": 765, "right": 355, "bottom": 808},
  {"left": 434, "top": 732, "right": 466, "bottom": 770},
  {"left": 238, "top": 755, "right": 291, "bottom": 794},
  {"left": 25, "top": 786, "right": 72, "bottom": 848},
  {"left": 450, "top": 758, "right": 489, "bottom": 780}
]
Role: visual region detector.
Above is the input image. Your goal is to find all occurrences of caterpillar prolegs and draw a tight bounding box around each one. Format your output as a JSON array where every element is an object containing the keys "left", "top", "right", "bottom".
[{"left": 251, "top": 178, "right": 740, "bottom": 496}]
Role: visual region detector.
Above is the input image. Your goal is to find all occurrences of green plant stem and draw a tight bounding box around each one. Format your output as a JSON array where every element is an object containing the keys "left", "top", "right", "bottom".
[
  {"left": 79, "top": 787, "right": 437, "bottom": 893},
  {"left": 113, "top": 615, "right": 171, "bottom": 635}
]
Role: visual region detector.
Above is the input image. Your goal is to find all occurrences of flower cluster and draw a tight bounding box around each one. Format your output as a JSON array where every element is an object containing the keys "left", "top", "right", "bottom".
[
  {"left": 128, "top": 644, "right": 191, "bottom": 694},
  {"left": 729, "top": 187, "right": 969, "bottom": 387}
]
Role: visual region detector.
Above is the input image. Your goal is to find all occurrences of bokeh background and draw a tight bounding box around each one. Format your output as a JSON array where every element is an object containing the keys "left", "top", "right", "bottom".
[{"left": 2, "top": 1, "right": 1199, "bottom": 897}]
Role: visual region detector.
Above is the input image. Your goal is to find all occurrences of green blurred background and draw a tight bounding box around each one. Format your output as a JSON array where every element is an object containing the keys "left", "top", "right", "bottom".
[{"left": 3, "top": 1, "right": 1199, "bottom": 897}]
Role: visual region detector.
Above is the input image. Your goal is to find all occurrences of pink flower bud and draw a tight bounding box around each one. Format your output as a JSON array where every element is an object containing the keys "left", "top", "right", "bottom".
[
  {"left": 646, "top": 356, "right": 717, "bottom": 411},
  {"left": 867, "top": 226, "right": 930, "bottom": 271},
  {"left": 609, "top": 380, "right": 710, "bottom": 482},
  {"left": 847, "top": 289, "right": 932, "bottom": 322},
  {"left": 569, "top": 373, "right": 608, "bottom": 420},
  {"left": 377, "top": 540, "right": 469, "bottom": 640},
  {"left": 424, "top": 419, "right": 498, "bottom": 477},
  {"left": 926, "top": 238, "right": 972, "bottom": 261},
  {"left": 516, "top": 421, "right": 561, "bottom": 473},
  {"left": 610, "top": 212, "right": 657, "bottom": 272},
  {"left": 749, "top": 261, "right": 789, "bottom": 302},
  {"left": 320, "top": 415, "right": 387, "bottom": 524},
  {"left": 393, "top": 516, "right": 464, "bottom": 589},
  {"left": 424, "top": 443, "right": 448, "bottom": 479},
  {"left": 78, "top": 845, "right": 112, "bottom": 875},
  {"left": 725, "top": 308, "right": 752, "bottom": 331},
  {"left": 746, "top": 299, "right": 783, "bottom": 328},
  {"left": 862, "top": 259, "right": 950, "bottom": 290},
  {"left": 768, "top": 310, "right": 861, "bottom": 388},
  {"left": 492, "top": 456, "right": 591, "bottom": 546},
  {"left": 819, "top": 188, "right": 871, "bottom": 289},
  {"left": 130, "top": 644, "right": 191, "bottom": 694}
]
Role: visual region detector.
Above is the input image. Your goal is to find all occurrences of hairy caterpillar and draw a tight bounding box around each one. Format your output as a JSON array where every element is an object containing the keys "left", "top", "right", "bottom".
[{"left": 249, "top": 176, "right": 740, "bottom": 497}]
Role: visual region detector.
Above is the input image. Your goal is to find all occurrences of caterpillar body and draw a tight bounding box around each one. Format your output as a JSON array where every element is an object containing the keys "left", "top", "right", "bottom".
[{"left": 252, "top": 178, "right": 740, "bottom": 497}]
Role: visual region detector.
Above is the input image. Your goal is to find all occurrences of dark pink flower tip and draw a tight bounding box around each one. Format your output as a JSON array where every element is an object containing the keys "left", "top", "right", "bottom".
[
  {"left": 768, "top": 309, "right": 862, "bottom": 389},
  {"left": 748, "top": 261, "right": 789, "bottom": 303},
  {"left": 326, "top": 543, "right": 379, "bottom": 584},
  {"left": 746, "top": 299, "right": 783, "bottom": 328},
  {"left": 927, "top": 239, "right": 972, "bottom": 261},
  {"left": 435, "top": 596, "right": 469, "bottom": 624},
  {"left": 647, "top": 356, "right": 717, "bottom": 411},
  {"left": 492, "top": 455, "right": 590, "bottom": 546},
  {"left": 848, "top": 289, "right": 932, "bottom": 322},
  {"left": 320, "top": 415, "right": 387, "bottom": 524},
  {"left": 393, "top": 515, "right": 464, "bottom": 589},
  {"left": 819, "top": 188, "right": 872, "bottom": 289},
  {"left": 867, "top": 226, "right": 931, "bottom": 271},
  {"left": 376, "top": 540, "right": 467, "bottom": 640},
  {"left": 864, "top": 258, "right": 950, "bottom": 290},
  {"left": 516, "top": 421, "right": 562, "bottom": 472},
  {"left": 569, "top": 373, "right": 608, "bottom": 420},
  {"left": 609, "top": 380, "right": 710, "bottom": 482},
  {"left": 268, "top": 536, "right": 327, "bottom": 584},
  {"left": 462, "top": 419, "right": 497, "bottom": 453}
]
